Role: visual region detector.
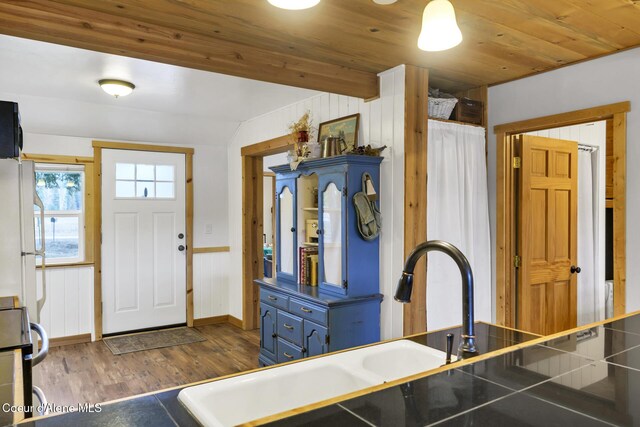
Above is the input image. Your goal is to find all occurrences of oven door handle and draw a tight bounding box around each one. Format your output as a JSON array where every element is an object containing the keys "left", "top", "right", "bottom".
[
  {"left": 29, "top": 322, "right": 49, "bottom": 367},
  {"left": 32, "top": 385, "right": 49, "bottom": 415}
]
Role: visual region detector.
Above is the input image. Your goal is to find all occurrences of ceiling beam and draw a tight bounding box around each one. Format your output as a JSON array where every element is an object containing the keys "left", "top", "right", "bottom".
[{"left": 0, "top": 0, "right": 379, "bottom": 99}]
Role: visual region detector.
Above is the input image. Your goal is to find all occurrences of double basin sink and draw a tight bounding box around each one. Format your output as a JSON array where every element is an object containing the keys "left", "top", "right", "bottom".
[{"left": 178, "top": 340, "right": 451, "bottom": 426}]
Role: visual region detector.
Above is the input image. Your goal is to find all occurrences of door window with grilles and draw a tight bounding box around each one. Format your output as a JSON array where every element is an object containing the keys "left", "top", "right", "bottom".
[{"left": 115, "top": 163, "right": 175, "bottom": 199}]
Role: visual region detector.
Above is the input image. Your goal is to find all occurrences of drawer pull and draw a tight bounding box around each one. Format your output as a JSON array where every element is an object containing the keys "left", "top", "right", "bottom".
[
  {"left": 283, "top": 352, "right": 294, "bottom": 359},
  {"left": 268, "top": 296, "right": 278, "bottom": 301},
  {"left": 283, "top": 323, "right": 294, "bottom": 330},
  {"left": 300, "top": 307, "right": 312, "bottom": 313}
]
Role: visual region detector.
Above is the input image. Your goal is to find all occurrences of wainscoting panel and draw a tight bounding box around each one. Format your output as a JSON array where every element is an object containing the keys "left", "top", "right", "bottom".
[
  {"left": 193, "top": 252, "right": 230, "bottom": 319},
  {"left": 36, "top": 253, "right": 229, "bottom": 340},
  {"left": 37, "top": 266, "right": 94, "bottom": 339}
]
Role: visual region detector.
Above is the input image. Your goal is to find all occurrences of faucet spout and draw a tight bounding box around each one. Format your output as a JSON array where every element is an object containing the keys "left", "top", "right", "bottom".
[{"left": 395, "top": 240, "right": 479, "bottom": 359}]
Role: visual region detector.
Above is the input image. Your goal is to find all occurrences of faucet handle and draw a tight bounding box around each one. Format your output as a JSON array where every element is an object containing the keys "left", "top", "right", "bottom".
[{"left": 446, "top": 333, "right": 454, "bottom": 364}]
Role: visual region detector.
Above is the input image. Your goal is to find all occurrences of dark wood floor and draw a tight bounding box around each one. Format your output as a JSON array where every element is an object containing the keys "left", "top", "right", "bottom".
[{"left": 33, "top": 324, "right": 260, "bottom": 406}]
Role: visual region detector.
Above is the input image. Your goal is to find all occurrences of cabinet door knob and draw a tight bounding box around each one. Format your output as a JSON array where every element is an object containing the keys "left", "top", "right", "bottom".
[
  {"left": 290, "top": 227, "right": 296, "bottom": 232},
  {"left": 271, "top": 333, "right": 277, "bottom": 338},
  {"left": 316, "top": 229, "right": 323, "bottom": 235},
  {"left": 178, "top": 245, "right": 186, "bottom": 251}
]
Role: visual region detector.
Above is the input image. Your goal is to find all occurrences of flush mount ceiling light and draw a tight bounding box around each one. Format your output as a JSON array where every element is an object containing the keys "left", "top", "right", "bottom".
[
  {"left": 372, "top": 0, "right": 397, "bottom": 4},
  {"left": 267, "top": 0, "right": 320, "bottom": 10},
  {"left": 418, "top": 0, "right": 462, "bottom": 52},
  {"left": 98, "top": 79, "right": 135, "bottom": 98}
]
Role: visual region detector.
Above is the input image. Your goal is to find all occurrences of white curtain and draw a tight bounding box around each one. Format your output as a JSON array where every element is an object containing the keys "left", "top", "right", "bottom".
[
  {"left": 577, "top": 149, "right": 598, "bottom": 325},
  {"left": 426, "top": 120, "right": 492, "bottom": 331}
]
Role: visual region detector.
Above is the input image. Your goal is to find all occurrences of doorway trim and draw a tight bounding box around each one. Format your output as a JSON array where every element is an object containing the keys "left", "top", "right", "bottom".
[
  {"left": 92, "top": 140, "right": 195, "bottom": 340},
  {"left": 494, "top": 101, "right": 630, "bottom": 327},
  {"left": 241, "top": 135, "right": 295, "bottom": 330}
]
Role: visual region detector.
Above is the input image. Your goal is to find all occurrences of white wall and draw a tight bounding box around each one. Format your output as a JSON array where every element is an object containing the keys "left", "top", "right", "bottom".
[
  {"left": 227, "top": 66, "right": 407, "bottom": 340},
  {"left": 193, "top": 252, "right": 230, "bottom": 319},
  {"left": 488, "top": 47, "right": 640, "bottom": 317}
]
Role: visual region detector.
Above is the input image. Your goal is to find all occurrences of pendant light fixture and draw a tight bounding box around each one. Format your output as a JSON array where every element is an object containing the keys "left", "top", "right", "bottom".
[
  {"left": 267, "top": 0, "right": 320, "bottom": 10},
  {"left": 98, "top": 79, "right": 135, "bottom": 98},
  {"left": 417, "top": 0, "right": 462, "bottom": 52}
]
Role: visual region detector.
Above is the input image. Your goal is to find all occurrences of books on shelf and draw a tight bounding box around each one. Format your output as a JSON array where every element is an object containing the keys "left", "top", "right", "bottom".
[{"left": 299, "top": 246, "right": 319, "bottom": 286}]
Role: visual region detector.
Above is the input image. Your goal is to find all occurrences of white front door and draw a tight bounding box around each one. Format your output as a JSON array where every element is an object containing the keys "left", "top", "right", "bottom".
[{"left": 102, "top": 149, "right": 186, "bottom": 334}]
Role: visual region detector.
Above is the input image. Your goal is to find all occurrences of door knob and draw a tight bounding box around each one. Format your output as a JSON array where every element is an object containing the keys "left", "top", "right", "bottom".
[
  {"left": 178, "top": 245, "right": 186, "bottom": 251},
  {"left": 571, "top": 265, "right": 581, "bottom": 274}
]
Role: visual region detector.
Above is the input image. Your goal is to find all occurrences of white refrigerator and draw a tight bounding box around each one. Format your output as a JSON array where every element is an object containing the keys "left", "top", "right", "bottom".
[{"left": 0, "top": 158, "right": 46, "bottom": 321}]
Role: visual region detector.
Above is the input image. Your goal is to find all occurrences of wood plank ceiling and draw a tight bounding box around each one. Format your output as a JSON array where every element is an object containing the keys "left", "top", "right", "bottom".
[{"left": 1, "top": 0, "right": 639, "bottom": 98}]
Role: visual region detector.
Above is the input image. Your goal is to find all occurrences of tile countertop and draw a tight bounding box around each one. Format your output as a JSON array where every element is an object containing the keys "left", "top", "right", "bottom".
[{"left": 18, "top": 313, "right": 640, "bottom": 427}]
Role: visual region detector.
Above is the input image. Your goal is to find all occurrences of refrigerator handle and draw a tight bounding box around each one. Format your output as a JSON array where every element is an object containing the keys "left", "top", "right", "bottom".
[{"left": 34, "top": 192, "right": 46, "bottom": 316}]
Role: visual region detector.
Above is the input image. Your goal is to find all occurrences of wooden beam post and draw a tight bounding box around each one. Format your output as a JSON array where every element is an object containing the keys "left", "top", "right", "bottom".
[
  {"left": 93, "top": 146, "right": 103, "bottom": 340},
  {"left": 403, "top": 65, "right": 429, "bottom": 336},
  {"left": 186, "top": 152, "right": 194, "bottom": 327},
  {"left": 612, "top": 112, "right": 626, "bottom": 316},
  {"left": 242, "top": 155, "right": 264, "bottom": 330}
]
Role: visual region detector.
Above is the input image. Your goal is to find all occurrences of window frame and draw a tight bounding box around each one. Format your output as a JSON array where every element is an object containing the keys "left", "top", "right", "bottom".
[
  {"left": 23, "top": 154, "right": 95, "bottom": 268},
  {"left": 35, "top": 163, "right": 86, "bottom": 266}
]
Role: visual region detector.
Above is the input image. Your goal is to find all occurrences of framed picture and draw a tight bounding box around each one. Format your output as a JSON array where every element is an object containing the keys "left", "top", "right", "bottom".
[{"left": 317, "top": 113, "right": 360, "bottom": 153}]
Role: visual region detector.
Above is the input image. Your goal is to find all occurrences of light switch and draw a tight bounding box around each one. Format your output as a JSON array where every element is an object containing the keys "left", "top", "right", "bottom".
[{"left": 205, "top": 224, "right": 213, "bottom": 235}]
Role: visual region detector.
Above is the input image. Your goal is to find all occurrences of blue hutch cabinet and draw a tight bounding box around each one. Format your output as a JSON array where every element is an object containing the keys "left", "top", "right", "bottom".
[{"left": 256, "top": 155, "right": 383, "bottom": 367}]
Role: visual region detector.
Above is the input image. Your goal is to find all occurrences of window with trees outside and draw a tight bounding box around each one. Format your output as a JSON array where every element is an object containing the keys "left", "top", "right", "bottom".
[{"left": 34, "top": 163, "right": 85, "bottom": 265}]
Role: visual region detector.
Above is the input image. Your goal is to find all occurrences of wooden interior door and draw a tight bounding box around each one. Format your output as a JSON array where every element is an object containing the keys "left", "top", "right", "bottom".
[{"left": 516, "top": 134, "right": 578, "bottom": 335}]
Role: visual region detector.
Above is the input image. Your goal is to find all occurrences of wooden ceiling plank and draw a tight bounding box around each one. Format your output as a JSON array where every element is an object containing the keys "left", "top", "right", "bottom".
[
  {"left": 563, "top": 0, "right": 640, "bottom": 38},
  {"left": 456, "top": 13, "right": 588, "bottom": 65},
  {"left": 52, "top": 0, "right": 406, "bottom": 73},
  {"left": 0, "top": 1, "right": 379, "bottom": 99},
  {"left": 455, "top": 0, "right": 627, "bottom": 56}
]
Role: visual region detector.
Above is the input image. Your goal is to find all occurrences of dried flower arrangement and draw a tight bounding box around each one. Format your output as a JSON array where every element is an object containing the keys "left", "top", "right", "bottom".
[{"left": 288, "top": 111, "right": 316, "bottom": 158}]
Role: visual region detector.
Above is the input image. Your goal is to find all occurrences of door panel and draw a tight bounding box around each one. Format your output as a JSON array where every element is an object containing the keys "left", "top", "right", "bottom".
[
  {"left": 530, "top": 189, "right": 548, "bottom": 262},
  {"left": 114, "top": 213, "right": 138, "bottom": 312},
  {"left": 304, "top": 320, "right": 328, "bottom": 357},
  {"left": 516, "top": 134, "right": 578, "bottom": 336},
  {"left": 102, "top": 149, "right": 186, "bottom": 334},
  {"left": 260, "top": 304, "right": 277, "bottom": 360},
  {"left": 153, "top": 212, "right": 177, "bottom": 307}
]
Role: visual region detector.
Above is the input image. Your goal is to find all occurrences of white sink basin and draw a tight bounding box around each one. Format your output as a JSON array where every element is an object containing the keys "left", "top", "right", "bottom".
[
  {"left": 179, "top": 340, "right": 449, "bottom": 426},
  {"left": 360, "top": 340, "right": 455, "bottom": 382}
]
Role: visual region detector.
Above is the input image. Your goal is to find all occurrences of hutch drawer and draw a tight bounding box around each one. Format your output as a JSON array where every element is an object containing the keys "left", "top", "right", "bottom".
[{"left": 276, "top": 310, "right": 304, "bottom": 347}]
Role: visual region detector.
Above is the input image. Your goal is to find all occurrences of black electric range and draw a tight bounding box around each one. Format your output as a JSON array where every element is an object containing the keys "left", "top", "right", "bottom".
[{"left": 0, "top": 306, "right": 34, "bottom": 419}]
